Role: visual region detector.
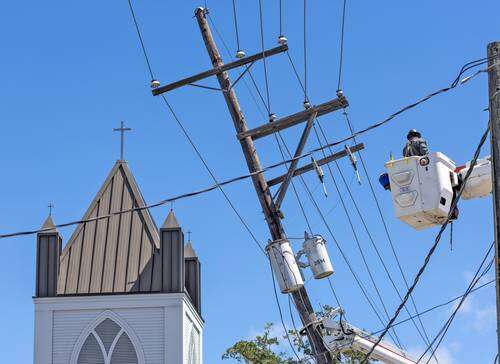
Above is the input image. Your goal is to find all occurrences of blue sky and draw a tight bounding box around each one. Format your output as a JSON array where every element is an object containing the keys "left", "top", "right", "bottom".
[{"left": 0, "top": 0, "right": 499, "bottom": 363}]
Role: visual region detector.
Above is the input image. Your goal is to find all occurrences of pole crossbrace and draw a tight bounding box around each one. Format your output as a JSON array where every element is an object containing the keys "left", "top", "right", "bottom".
[
  {"left": 275, "top": 112, "right": 317, "bottom": 209},
  {"left": 152, "top": 44, "right": 288, "bottom": 95},
  {"left": 237, "top": 96, "right": 348, "bottom": 141},
  {"left": 268, "top": 143, "right": 365, "bottom": 187}
]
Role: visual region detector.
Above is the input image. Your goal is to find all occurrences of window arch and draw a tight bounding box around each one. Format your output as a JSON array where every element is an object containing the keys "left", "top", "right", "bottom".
[{"left": 71, "top": 311, "right": 145, "bottom": 364}]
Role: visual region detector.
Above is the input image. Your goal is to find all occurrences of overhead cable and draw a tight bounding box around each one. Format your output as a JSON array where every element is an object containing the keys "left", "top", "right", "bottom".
[
  {"left": 339, "top": 111, "right": 438, "bottom": 362},
  {"left": 419, "top": 243, "right": 494, "bottom": 363},
  {"left": 361, "top": 123, "right": 491, "bottom": 363}
]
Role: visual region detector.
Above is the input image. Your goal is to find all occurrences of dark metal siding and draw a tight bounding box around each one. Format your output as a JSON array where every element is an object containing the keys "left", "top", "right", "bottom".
[
  {"left": 161, "top": 229, "right": 184, "bottom": 293},
  {"left": 185, "top": 258, "right": 201, "bottom": 314},
  {"left": 36, "top": 233, "right": 60, "bottom": 297}
]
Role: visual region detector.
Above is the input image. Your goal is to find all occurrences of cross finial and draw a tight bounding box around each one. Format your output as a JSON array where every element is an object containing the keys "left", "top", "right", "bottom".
[
  {"left": 187, "top": 230, "right": 192, "bottom": 242},
  {"left": 113, "top": 121, "right": 132, "bottom": 161},
  {"left": 48, "top": 203, "right": 54, "bottom": 216}
]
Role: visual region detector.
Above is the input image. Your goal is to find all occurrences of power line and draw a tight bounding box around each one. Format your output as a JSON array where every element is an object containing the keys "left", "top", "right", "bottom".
[
  {"left": 126, "top": 0, "right": 155, "bottom": 80},
  {"left": 418, "top": 243, "right": 495, "bottom": 363},
  {"left": 337, "top": 0, "right": 347, "bottom": 91},
  {"left": 339, "top": 111, "right": 439, "bottom": 363},
  {"left": 1, "top": 58, "right": 492, "bottom": 240},
  {"left": 303, "top": 0, "right": 308, "bottom": 103},
  {"left": 376, "top": 278, "right": 494, "bottom": 335},
  {"left": 257, "top": 0, "right": 272, "bottom": 114},
  {"left": 275, "top": 132, "right": 405, "bottom": 349},
  {"left": 324, "top": 274, "right": 494, "bottom": 355},
  {"left": 312, "top": 125, "right": 407, "bottom": 350},
  {"left": 123, "top": 0, "right": 266, "bottom": 256},
  {"left": 231, "top": 0, "right": 242, "bottom": 53},
  {"left": 361, "top": 123, "right": 491, "bottom": 363},
  {"left": 313, "top": 122, "right": 436, "bottom": 353}
]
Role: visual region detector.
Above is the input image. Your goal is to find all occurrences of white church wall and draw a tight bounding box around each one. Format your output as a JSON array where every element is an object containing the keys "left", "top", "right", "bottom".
[{"left": 33, "top": 293, "right": 202, "bottom": 364}]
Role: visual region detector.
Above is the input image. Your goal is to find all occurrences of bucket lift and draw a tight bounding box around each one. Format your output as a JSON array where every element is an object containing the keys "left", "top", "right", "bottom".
[
  {"left": 384, "top": 152, "right": 492, "bottom": 230},
  {"left": 314, "top": 307, "right": 416, "bottom": 364}
]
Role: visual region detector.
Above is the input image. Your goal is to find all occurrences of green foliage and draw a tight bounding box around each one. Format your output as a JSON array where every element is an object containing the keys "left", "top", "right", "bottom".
[
  {"left": 222, "top": 320, "right": 377, "bottom": 364},
  {"left": 222, "top": 323, "right": 290, "bottom": 364}
]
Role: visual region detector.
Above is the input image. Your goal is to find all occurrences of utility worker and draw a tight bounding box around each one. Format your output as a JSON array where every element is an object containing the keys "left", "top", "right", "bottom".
[{"left": 403, "top": 129, "right": 429, "bottom": 157}]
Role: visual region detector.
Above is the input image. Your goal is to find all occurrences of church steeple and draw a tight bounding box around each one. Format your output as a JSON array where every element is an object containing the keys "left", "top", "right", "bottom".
[
  {"left": 35, "top": 212, "right": 61, "bottom": 297},
  {"left": 160, "top": 209, "right": 184, "bottom": 294},
  {"left": 184, "top": 233, "right": 201, "bottom": 314}
]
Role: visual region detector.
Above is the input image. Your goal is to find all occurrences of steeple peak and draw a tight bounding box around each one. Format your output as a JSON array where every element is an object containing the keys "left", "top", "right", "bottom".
[
  {"left": 162, "top": 210, "right": 180, "bottom": 229},
  {"left": 40, "top": 215, "right": 57, "bottom": 233}
]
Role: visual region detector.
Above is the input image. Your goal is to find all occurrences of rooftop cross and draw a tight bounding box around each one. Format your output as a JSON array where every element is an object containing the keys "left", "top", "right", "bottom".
[
  {"left": 48, "top": 203, "right": 54, "bottom": 216},
  {"left": 113, "top": 121, "right": 132, "bottom": 161},
  {"left": 187, "top": 230, "right": 192, "bottom": 242}
]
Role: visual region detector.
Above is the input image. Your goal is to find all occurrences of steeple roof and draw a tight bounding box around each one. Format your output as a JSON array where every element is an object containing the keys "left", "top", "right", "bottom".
[
  {"left": 161, "top": 210, "right": 180, "bottom": 229},
  {"left": 57, "top": 161, "right": 162, "bottom": 295},
  {"left": 40, "top": 215, "right": 57, "bottom": 233},
  {"left": 184, "top": 242, "right": 198, "bottom": 259}
]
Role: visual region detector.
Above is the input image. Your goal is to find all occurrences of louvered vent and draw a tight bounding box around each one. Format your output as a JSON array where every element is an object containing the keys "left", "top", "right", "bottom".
[
  {"left": 110, "top": 333, "right": 138, "bottom": 364},
  {"left": 78, "top": 334, "right": 105, "bottom": 364}
]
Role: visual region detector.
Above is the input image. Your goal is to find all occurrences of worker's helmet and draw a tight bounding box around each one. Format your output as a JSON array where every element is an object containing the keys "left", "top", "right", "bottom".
[{"left": 407, "top": 129, "right": 421, "bottom": 140}]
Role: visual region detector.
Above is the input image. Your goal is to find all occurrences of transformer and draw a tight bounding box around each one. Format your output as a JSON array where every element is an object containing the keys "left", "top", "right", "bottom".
[
  {"left": 266, "top": 239, "right": 304, "bottom": 293},
  {"left": 300, "top": 234, "right": 334, "bottom": 279}
]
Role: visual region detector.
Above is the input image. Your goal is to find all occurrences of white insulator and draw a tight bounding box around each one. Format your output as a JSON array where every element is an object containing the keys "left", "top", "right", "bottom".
[
  {"left": 266, "top": 239, "right": 304, "bottom": 293},
  {"left": 269, "top": 113, "right": 277, "bottom": 122},
  {"left": 278, "top": 35, "right": 288, "bottom": 45},
  {"left": 236, "top": 50, "right": 246, "bottom": 59},
  {"left": 150, "top": 79, "right": 161, "bottom": 89},
  {"left": 303, "top": 235, "right": 334, "bottom": 279}
]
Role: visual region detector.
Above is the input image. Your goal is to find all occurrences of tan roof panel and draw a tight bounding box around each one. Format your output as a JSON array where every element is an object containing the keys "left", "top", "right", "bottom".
[{"left": 57, "top": 161, "right": 161, "bottom": 295}]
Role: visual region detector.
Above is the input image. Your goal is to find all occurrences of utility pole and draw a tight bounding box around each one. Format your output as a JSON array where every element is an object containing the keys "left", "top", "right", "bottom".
[
  {"left": 192, "top": 8, "right": 332, "bottom": 363},
  {"left": 152, "top": 7, "right": 363, "bottom": 362},
  {"left": 488, "top": 41, "right": 500, "bottom": 357}
]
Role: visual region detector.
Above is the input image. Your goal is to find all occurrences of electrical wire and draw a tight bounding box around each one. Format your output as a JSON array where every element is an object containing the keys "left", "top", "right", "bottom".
[
  {"left": 124, "top": 0, "right": 265, "bottom": 256},
  {"left": 312, "top": 125, "right": 409, "bottom": 351},
  {"left": 337, "top": 0, "right": 347, "bottom": 91},
  {"left": 206, "top": 11, "right": 320, "bottom": 361},
  {"left": 303, "top": 0, "right": 308, "bottom": 103},
  {"left": 361, "top": 124, "right": 491, "bottom": 363},
  {"left": 257, "top": 0, "right": 272, "bottom": 114},
  {"left": 279, "top": 0, "right": 283, "bottom": 37},
  {"left": 275, "top": 133, "right": 405, "bottom": 349},
  {"left": 285, "top": 46, "right": 408, "bottom": 350},
  {"left": 268, "top": 258, "right": 305, "bottom": 363},
  {"left": 418, "top": 242, "right": 495, "bottom": 363},
  {"left": 126, "top": 0, "right": 155, "bottom": 80},
  {"left": 336, "top": 112, "right": 439, "bottom": 363},
  {"left": 231, "top": 0, "right": 241, "bottom": 52}
]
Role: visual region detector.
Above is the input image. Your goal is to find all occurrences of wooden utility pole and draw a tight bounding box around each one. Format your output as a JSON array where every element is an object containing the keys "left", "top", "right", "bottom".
[
  {"left": 192, "top": 8, "right": 332, "bottom": 363},
  {"left": 488, "top": 41, "right": 500, "bottom": 357},
  {"left": 152, "top": 6, "right": 360, "bottom": 362}
]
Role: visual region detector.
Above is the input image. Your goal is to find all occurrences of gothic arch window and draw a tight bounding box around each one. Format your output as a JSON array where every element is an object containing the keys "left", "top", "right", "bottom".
[{"left": 71, "top": 311, "right": 145, "bottom": 364}]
